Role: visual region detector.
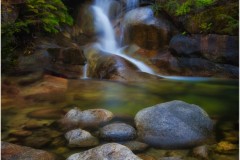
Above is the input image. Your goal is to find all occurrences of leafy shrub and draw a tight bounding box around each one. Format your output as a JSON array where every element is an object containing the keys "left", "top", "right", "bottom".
[
  {"left": 199, "top": 22, "right": 212, "bottom": 33},
  {"left": 152, "top": 0, "right": 216, "bottom": 16},
  {"left": 1, "top": 0, "right": 73, "bottom": 72}
]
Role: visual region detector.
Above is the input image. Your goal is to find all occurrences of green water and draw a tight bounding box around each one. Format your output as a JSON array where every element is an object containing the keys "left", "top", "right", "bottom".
[{"left": 1, "top": 77, "right": 239, "bottom": 158}]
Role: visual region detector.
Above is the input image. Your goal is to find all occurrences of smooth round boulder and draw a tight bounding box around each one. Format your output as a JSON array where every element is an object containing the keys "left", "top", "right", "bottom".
[
  {"left": 67, "top": 143, "right": 141, "bottom": 160},
  {"left": 65, "top": 129, "right": 99, "bottom": 147},
  {"left": 135, "top": 100, "right": 213, "bottom": 148},
  {"left": 99, "top": 123, "right": 136, "bottom": 141},
  {"left": 60, "top": 108, "right": 114, "bottom": 130}
]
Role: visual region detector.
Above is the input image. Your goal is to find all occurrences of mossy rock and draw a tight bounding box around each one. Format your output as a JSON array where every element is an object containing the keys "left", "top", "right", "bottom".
[{"left": 184, "top": 2, "right": 238, "bottom": 35}]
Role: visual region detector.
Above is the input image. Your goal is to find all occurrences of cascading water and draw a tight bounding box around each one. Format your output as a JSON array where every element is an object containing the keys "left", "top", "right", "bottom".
[
  {"left": 82, "top": 63, "right": 88, "bottom": 79},
  {"left": 92, "top": 0, "right": 154, "bottom": 74},
  {"left": 125, "top": 0, "right": 139, "bottom": 11}
]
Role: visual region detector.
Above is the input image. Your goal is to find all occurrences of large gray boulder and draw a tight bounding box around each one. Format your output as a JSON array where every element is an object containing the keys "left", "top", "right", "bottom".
[
  {"left": 135, "top": 100, "right": 213, "bottom": 149},
  {"left": 67, "top": 143, "right": 141, "bottom": 160}
]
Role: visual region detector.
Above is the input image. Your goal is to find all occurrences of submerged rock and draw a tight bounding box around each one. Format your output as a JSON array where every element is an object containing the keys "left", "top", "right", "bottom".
[
  {"left": 24, "top": 136, "right": 52, "bottom": 148},
  {"left": 60, "top": 108, "right": 114, "bottom": 130},
  {"left": 99, "top": 123, "right": 136, "bottom": 141},
  {"left": 214, "top": 141, "right": 238, "bottom": 154},
  {"left": 67, "top": 143, "right": 141, "bottom": 160},
  {"left": 121, "top": 141, "right": 149, "bottom": 152},
  {"left": 137, "top": 154, "right": 157, "bottom": 160},
  {"left": 27, "top": 108, "right": 66, "bottom": 119},
  {"left": 1, "top": 141, "right": 57, "bottom": 160},
  {"left": 135, "top": 100, "right": 213, "bottom": 148},
  {"left": 65, "top": 129, "right": 99, "bottom": 147},
  {"left": 192, "top": 145, "right": 209, "bottom": 159}
]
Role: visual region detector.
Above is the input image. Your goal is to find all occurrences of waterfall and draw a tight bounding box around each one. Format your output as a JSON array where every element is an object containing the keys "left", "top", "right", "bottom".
[
  {"left": 82, "top": 63, "right": 88, "bottom": 79},
  {"left": 92, "top": 0, "right": 154, "bottom": 74},
  {"left": 125, "top": 0, "right": 139, "bottom": 11}
]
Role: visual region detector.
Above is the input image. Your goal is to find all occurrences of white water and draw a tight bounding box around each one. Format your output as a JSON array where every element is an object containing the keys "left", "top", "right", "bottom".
[
  {"left": 82, "top": 63, "right": 88, "bottom": 79},
  {"left": 126, "top": 0, "right": 139, "bottom": 11},
  {"left": 92, "top": 0, "right": 154, "bottom": 74}
]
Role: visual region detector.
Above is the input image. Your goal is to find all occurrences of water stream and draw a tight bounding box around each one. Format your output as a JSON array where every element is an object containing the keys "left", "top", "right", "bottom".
[{"left": 92, "top": 0, "right": 154, "bottom": 74}]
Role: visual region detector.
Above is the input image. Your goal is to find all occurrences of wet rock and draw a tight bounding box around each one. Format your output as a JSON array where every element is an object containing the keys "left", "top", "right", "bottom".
[
  {"left": 22, "top": 121, "right": 45, "bottom": 130},
  {"left": 24, "top": 136, "right": 52, "bottom": 148},
  {"left": 85, "top": 48, "right": 160, "bottom": 81},
  {"left": 159, "top": 157, "right": 182, "bottom": 160},
  {"left": 150, "top": 50, "right": 239, "bottom": 78},
  {"left": 1, "top": 141, "right": 57, "bottom": 160},
  {"left": 122, "top": 7, "right": 178, "bottom": 50},
  {"left": 27, "top": 108, "right": 66, "bottom": 119},
  {"left": 211, "top": 154, "right": 238, "bottom": 160},
  {"left": 54, "top": 147, "right": 69, "bottom": 155},
  {"left": 214, "top": 141, "right": 238, "bottom": 154},
  {"left": 51, "top": 137, "right": 67, "bottom": 147},
  {"left": 165, "top": 150, "right": 189, "bottom": 158},
  {"left": 47, "top": 47, "right": 86, "bottom": 65},
  {"left": 192, "top": 145, "right": 209, "bottom": 159},
  {"left": 121, "top": 141, "right": 149, "bottom": 152},
  {"left": 67, "top": 143, "right": 141, "bottom": 160},
  {"left": 223, "top": 131, "right": 239, "bottom": 143},
  {"left": 17, "top": 71, "right": 44, "bottom": 86},
  {"left": 169, "top": 34, "right": 239, "bottom": 66},
  {"left": 65, "top": 129, "right": 99, "bottom": 147},
  {"left": 9, "top": 130, "right": 32, "bottom": 137},
  {"left": 22, "top": 75, "right": 68, "bottom": 102},
  {"left": 60, "top": 108, "right": 114, "bottom": 130},
  {"left": 45, "top": 47, "right": 87, "bottom": 78},
  {"left": 99, "top": 123, "right": 136, "bottom": 141},
  {"left": 135, "top": 100, "right": 213, "bottom": 148},
  {"left": 137, "top": 154, "right": 156, "bottom": 160}
]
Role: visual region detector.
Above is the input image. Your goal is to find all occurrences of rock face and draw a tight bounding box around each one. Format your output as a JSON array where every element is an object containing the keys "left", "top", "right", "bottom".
[
  {"left": 169, "top": 34, "right": 239, "bottom": 66},
  {"left": 60, "top": 108, "right": 114, "bottom": 130},
  {"left": 122, "top": 7, "right": 178, "bottom": 50},
  {"left": 135, "top": 100, "right": 213, "bottom": 149},
  {"left": 149, "top": 34, "right": 239, "bottom": 78},
  {"left": 1, "top": 141, "right": 57, "bottom": 160},
  {"left": 99, "top": 123, "right": 136, "bottom": 141},
  {"left": 85, "top": 47, "right": 160, "bottom": 81},
  {"left": 65, "top": 129, "right": 99, "bottom": 147},
  {"left": 67, "top": 143, "right": 141, "bottom": 160}
]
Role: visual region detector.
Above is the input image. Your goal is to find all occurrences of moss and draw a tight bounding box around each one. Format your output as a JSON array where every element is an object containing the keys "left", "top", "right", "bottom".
[{"left": 185, "top": 2, "right": 239, "bottom": 35}]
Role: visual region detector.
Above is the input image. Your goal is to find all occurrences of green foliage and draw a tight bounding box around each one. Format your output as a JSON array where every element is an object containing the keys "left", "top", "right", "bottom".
[
  {"left": 25, "top": 0, "right": 73, "bottom": 33},
  {"left": 175, "top": 1, "right": 192, "bottom": 16},
  {"left": 151, "top": 3, "right": 162, "bottom": 16},
  {"left": 164, "top": 0, "right": 179, "bottom": 14},
  {"left": 199, "top": 22, "right": 212, "bottom": 33},
  {"left": 152, "top": 0, "right": 216, "bottom": 16},
  {"left": 195, "top": 0, "right": 215, "bottom": 8},
  {"left": 1, "top": 0, "right": 73, "bottom": 72},
  {"left": 215, "top": 14, "right": 239, "bottom": 34}
]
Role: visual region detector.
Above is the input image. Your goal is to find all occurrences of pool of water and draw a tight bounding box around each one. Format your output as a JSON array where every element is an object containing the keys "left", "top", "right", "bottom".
[{"left": 1, "top": 76, "right": 239, "bottom": 158}]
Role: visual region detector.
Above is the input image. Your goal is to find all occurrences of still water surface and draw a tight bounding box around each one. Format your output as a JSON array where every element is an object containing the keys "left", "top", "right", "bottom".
[{"left": 1, "top": 77, "right": 239, "bottom": 158}]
